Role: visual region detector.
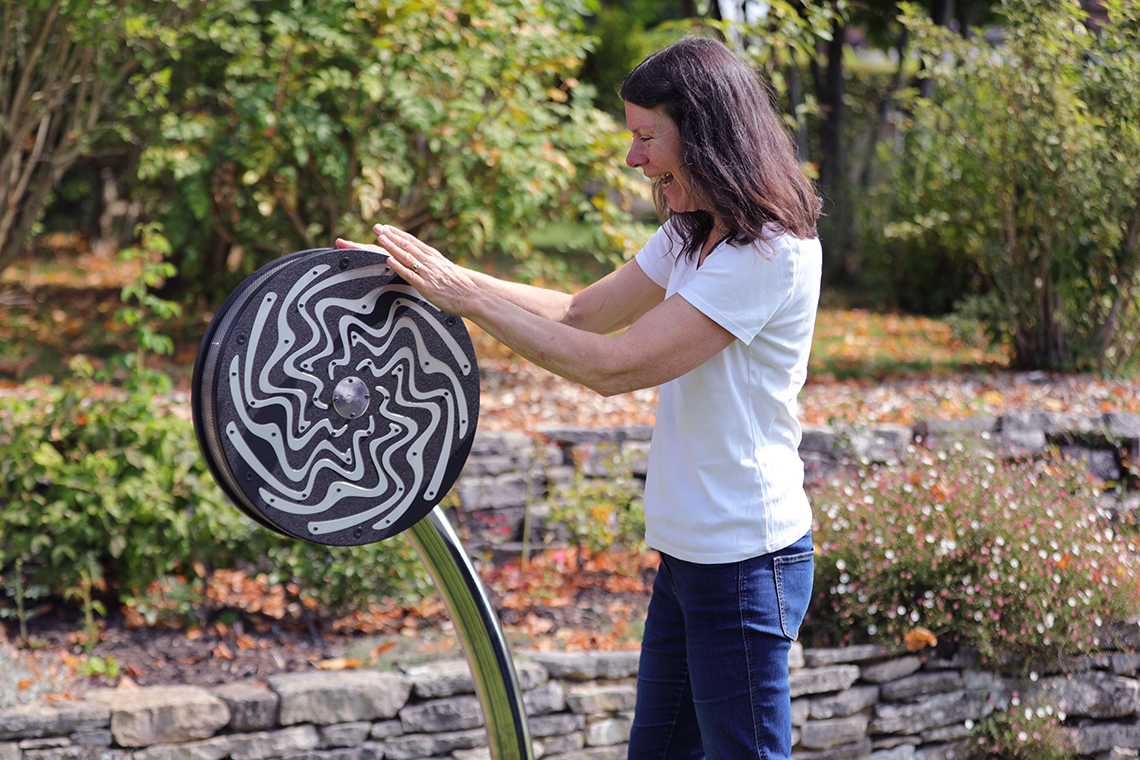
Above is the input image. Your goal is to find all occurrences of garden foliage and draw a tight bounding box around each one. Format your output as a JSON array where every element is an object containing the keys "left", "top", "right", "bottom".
[
  {"left": 139, "top": 0, "right": 639, "bottom": 296},
  {"left": 807, "top": 440, "right": 1140, "bottom": 668},
  {"left": 0, "top": 0, "right": 202, "bottom": 277},
  {"left": 546, "top": 444, "right": 645, "bottom": 555},
  {"left": 0, "top": 369, "right": 431, "bottom": 631},
  {"left": 885, "top": 0, "right": 1140, "bottom": 373}
]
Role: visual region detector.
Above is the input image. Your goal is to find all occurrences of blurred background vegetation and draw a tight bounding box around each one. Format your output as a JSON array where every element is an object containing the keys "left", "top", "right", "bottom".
[{"left": 3, "top": 0, "right": 1138, "bottom": 374}]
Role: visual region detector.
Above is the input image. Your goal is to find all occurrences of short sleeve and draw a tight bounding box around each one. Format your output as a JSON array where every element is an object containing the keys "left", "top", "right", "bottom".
[
  {"left": 677, "top": 236, "right": 799, "bottom": 345},
  {"left": 633, "top": 224, "right": 677, "bottom": 290}
]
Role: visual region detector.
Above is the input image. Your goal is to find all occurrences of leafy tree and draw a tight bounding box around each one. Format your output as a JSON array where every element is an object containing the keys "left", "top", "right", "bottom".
[
  {"left": 578, "top": 0, "right": 694, "bottom": 116},
  {"left": 0, "top": 0, "right": 199, "bottom": 278},
  {"left": 791, "top": 0, "right": 1002, "bottom": 285},
  {"left": 140, "top": 0, "right": 637, "bottom": 296},
  {"left": 886, "top": 0, "right": 1140, "bottom": 372},
  {"left": 580, "top": 0, "right": 1003, "bottom": 290}
]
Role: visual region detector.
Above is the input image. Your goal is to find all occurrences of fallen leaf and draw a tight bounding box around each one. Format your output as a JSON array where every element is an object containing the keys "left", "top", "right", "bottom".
[
  {"left": 370, "top": 641, "right": 397, "bottom": 659},
  {"left": 929, "top": 481, "right": 949, "bottom": 504},
  {"left": 117, "top": 675, "right": 139, "bottom": 690},
  {"left": 123, "top": 607, "right": 147, "bottom": 629},
  {"left": 18, "top": 678, "right": 35, "bottom": 691},
  {"left": 904, "top": 627, "right": 938, "bottom": 652},
  {"left": 44, "top": 693, "right": 79, "bottom": 701},
  {"left": 212, "top": 642, "right": 235, "bottom": 660},
  {"left": 518, "top": 613, "right": 554, "bottom": 636},
  {"left": 314, "top": 657, "right": 362, "bottom": 671}
]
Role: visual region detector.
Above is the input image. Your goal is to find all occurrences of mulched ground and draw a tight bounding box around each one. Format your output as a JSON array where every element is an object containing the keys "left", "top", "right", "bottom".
[
  {"left": 478, "top": 359, "right": 1139, "bottom": 432},
  {"left": 1, "top": 593, "right": 651, "bottom": 709}
]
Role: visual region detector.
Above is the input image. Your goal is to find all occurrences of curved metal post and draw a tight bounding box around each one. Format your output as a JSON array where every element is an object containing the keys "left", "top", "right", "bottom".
[{"left": 406, "top": 507, "right": 534, "bottom": 760}]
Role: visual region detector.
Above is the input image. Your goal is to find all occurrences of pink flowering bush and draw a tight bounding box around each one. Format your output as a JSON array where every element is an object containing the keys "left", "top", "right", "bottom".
[
  {"left": 969, "top": 691, "right": 1072, "bottom": 760},
  {"left": 805, "top": 441, "right": 1140, "bottom": 667}
]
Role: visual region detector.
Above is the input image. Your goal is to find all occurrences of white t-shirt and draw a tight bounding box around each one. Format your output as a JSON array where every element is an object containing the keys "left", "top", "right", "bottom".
[{"left": 634, "top": 221, "right": 821, "bottom": 563}]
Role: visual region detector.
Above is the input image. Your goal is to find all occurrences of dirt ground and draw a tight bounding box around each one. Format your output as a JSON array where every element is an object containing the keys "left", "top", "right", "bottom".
[{"left": 0, "top": 565, "right": 651, "bottom": 705}]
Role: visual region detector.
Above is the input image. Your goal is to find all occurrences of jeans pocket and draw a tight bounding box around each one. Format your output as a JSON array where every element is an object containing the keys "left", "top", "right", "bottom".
[{"left": 773, "top": 550, "right": 814, "bottom": 640}]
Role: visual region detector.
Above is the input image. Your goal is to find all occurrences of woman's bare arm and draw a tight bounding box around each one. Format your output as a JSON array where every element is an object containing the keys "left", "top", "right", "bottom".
[
  {"left": 336, "top": 231, "right": 665, "bottom": 336},
  {"left": 367, "top": 226, "right": 734, "bottom": 397}
]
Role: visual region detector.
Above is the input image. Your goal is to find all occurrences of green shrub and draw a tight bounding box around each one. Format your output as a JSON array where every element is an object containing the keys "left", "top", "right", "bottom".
[
  {"left": 0, "top": 368, "right": 432, "bottom": 628},
  {"left": 253, "top": 535, "right": 434, "bottom": 625},
  {"left": 141, "top": 0, "right": 638, "bottom": 298},
  {"left": 886, "top": 0, "right": 1140, "bottom": 372},
  {"left": 0, "top": 371, "right": 249, "bottom": 601},
  {"left": 546, "top": 444, "right": 645, "bottom": 556},
  {"left": 806, "top": 441, "right": 1140, "bottom": 669}
]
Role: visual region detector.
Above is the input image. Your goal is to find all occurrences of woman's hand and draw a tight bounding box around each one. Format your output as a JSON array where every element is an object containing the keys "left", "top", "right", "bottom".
[{"left": 335, "top": 225, "right": 479, "bottom": 318}]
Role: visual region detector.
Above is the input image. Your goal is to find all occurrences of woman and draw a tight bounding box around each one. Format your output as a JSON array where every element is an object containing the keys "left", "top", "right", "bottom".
[{"left": 339, "top": 35, "right": 822, "bottom": 760}]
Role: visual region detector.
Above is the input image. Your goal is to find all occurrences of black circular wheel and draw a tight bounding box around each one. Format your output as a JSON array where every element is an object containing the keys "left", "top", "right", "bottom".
[{"left": 192, "top": 247, "right": 480, "bottom": 546}]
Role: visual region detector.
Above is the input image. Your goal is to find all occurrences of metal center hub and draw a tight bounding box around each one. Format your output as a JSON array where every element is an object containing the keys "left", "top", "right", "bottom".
[{"left": 333, "top": 376, "right": 370, "bottom": 419}]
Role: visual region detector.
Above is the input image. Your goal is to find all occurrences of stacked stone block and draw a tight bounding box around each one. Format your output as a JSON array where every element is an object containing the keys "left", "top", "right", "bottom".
[
  {"left": 3, "top": 643, "right": 1139, "bottom": 759},
  {"left": 452, "top": 413, "right": 1140, "bottom": 554}
]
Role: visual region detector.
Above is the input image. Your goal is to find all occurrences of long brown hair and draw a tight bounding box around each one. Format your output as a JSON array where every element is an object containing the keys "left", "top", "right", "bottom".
[{"left": 621, "top": 36, "right": 822, "bottom": 258}]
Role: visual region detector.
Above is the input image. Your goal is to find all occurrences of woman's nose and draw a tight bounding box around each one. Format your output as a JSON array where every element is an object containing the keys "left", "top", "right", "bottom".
[{"left": 626, "top": 141, "right": 645, "bottom": 168}]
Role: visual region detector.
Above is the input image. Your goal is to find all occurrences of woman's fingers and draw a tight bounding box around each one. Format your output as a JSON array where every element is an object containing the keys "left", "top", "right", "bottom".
[
  {"left": 374, "top": 227, "right": 419, "bottom": 274},
  {"left": 374, "top": 225, "right": 445, "bottom": 262},
  {"left": 334, "top": 237, "right": 385, "bottom": 254},
  {"left": 333, "top": 232, "right": 431, "bottom": 288}
]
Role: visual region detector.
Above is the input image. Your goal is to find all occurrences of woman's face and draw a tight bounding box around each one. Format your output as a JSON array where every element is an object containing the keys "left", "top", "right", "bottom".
[{"left": 624, "top": 102, "right": 696, "bottom": 214}]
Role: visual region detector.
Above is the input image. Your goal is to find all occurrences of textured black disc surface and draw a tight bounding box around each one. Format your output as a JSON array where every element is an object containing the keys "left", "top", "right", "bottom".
[{"left": 192, "top": 248, "right": 480, "bottom": 545}]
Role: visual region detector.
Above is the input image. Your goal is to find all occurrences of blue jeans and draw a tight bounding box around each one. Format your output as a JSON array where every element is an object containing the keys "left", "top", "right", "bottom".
[{"left": 628, "top": 531, "right": 814, "bottom": 760}]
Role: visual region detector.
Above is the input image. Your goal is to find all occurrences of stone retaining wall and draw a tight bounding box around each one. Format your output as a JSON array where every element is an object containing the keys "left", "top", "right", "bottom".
[
  {"left": 3, "top": 644, "right": 1139, "bottom": 760},
  {"left": 455, "top": 412, "right": 1140, "bottom": 553}
]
